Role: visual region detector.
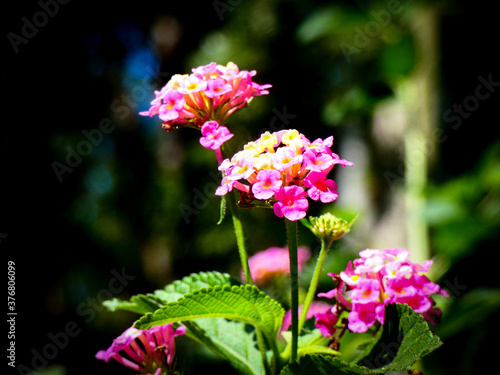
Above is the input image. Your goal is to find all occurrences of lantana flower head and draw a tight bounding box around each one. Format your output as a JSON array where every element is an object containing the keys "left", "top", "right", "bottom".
[
  {"left": 140, "top": 62, "right": 271, "bottom": 131},
  {"left": 245, "top": 245, "right": 311, "bottom": 285},
  {"left": 216, "top": 129, "right": 353, "bottom": 221},
  {"left": 96, "top": 323, "right": 186, "bottom": 375},
  {"left": 315, "top": 248, "right": 449, "bottom": 335}
]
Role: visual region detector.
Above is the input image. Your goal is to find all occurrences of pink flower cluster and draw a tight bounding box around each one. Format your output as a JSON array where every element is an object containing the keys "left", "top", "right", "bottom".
[
  {"left": 216, "top": 129, "right": 353, "bottom": 221},
  {"left": 139, "top": 62, "right": 271, "bottom": 131},
  {"left": 245, "top": 246, "right": 311, "bottom": 285},
  {"left": 315, "top": 248, "right": 449, "bottom": 334},
  {"left": 96, "top": 323, "right": 186, "bottom": 375}
]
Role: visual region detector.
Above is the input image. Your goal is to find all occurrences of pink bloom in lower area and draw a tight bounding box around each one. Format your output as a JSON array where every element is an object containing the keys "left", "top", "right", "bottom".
[
  {"left": 199, "top": 120, "right": 233, "bottom": 150},
  {"left": 273, "top": 186, "right": 309, "bottom": 221},
  {"left": 280, "top": 302, "right": 332, "bottom": 335},
  {"left": 316, "top": 248, "right": 449, "bottom": 335},
  {"left": 350, "top": 278, "right": 381, "bottom": 304},
  {"left": 348, "top": 302, "right": 385, "bottom": 333},
  {"left": 252, "top": 169, "right": 282, "bottom": 200},
  {"left": 314, "top": 305, "right": 340, "bottom": 337},
  {"left": 96, "top": 323, "right": 186, "bottom": 374},
  {"left": 245, "top": 246, "right": 311, "bottom": 285}
]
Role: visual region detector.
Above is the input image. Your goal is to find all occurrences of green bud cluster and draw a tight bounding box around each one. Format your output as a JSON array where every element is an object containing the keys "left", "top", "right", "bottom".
[{"left": 304, "top": 213, "right": 357, "bottom": 243}]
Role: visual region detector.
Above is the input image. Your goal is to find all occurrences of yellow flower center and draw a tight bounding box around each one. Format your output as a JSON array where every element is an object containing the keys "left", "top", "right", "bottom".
[{"left": 361, "top": 289, "right": 372, "bottom": 299}]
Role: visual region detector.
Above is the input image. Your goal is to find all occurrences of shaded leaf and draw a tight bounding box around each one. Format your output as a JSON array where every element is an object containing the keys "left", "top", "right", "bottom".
[
  {"left": 280, "top": 304, "right": 442, "bottom": 374},
  {"left": 103, "top": 271, "right": 239, "bottom": 314},
  {"left": 183, "top": 318, "right": 265, "bottom": 375},
  {"left": 134, "top": 285, "right": 285, "bottom": 345}
]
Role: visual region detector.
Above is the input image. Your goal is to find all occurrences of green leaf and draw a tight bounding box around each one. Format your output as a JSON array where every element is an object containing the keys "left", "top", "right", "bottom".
[
  {"left": 280, "top": 304, "right": 443, "bottom": 374},
  {"left": 134, "top": 285, "right": 285, "bottom": 344},
  {"left": 217, "top": 196, "right": 226, "bottom": 225},
  {"left": 281, "top": 329, "right": 337, "bottom": 358},
  {"left": 155, "top": 271, "right": 240, "bottom": 303},
  {"left": 103, "top": 271, "right": 239, "bottom": 314},
  {"left": 184, "top": 318, "right": 265, "bottom": 375},
  {"left": 103, "top": 294, "right": 164, "bottom": 315}
]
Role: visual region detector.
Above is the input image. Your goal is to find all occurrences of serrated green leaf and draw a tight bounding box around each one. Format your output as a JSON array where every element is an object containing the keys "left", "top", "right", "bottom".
[
  {"left": 184, "top": 318, "right": 265, "bottom": 375},
  {"left": 156, "top": 271, "right": 240, "bottom": 303},
  {"left": 134, "top": 285, "right": 285, "bottom": 345},
  {"left": 103, "top": 271, "right": 239, "bottom": 314},
  {"left": 280, "top": 304, "right": 443, "bottom": 375},
  {"left": 354, "top": 304, "right": 442, "bottom": 370}
]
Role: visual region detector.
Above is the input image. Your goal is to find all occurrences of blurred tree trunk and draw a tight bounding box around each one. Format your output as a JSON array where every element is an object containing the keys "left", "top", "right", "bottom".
[{"left": 402, "top": 5, "right": 441, "bottom": 265}]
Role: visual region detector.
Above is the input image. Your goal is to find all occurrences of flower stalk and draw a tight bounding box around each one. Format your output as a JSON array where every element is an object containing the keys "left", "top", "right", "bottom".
[
  {"left": 298, "top": 238, "right": 331, "bottom": 334},
  {"left": 298, "top": 213, "right": 357, "bottom": 332},
  {"left": 285, "top": 218, "right": 299, "bottom": 363}
]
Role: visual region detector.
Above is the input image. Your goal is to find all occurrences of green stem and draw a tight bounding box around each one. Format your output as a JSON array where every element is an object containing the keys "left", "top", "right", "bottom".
[
  {"left": 298, "top": 238, "right": 332, "bottom": 333},
  {"left": 226, "top": 190, "right": 253, "bottom": 285},
  {"left": 226, "top": 184, "right": 274, "bottom": 373},
  {"left": 255, "top": 330, "right": 271, "bottom": 375},
  {"left": 220, "top": 142, "right": 253, "bottom": 285},
  {"left": 285, "top": 219, "right": 299, "bottom": 363}
]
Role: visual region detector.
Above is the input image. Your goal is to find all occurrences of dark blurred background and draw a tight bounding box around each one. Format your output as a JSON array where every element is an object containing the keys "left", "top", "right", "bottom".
[{"left": 2, "top": 0, "right": 499, "bottom": 374}]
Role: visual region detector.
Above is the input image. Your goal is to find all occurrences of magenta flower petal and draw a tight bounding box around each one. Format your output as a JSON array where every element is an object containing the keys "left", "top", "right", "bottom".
[
  {"left": 199, "top": 120, "right": 234, "bottom": 150},
  {"left": 273, "top": 186, "right": 308, "bottom": 221},
  {"left": 314, "top": 306, "right": 339, "bottom": 337},
  {"left": 252, "top": 169, "right": 282, "bottom": 200},
  {"left": 96, "top": 323, "right": 185, "bottom": 373}
]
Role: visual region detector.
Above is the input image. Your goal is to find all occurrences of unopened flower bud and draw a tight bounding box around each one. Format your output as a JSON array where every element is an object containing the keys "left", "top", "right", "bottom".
[{"left": 304, "top": 213, "right": 357, "bottom": 243}]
